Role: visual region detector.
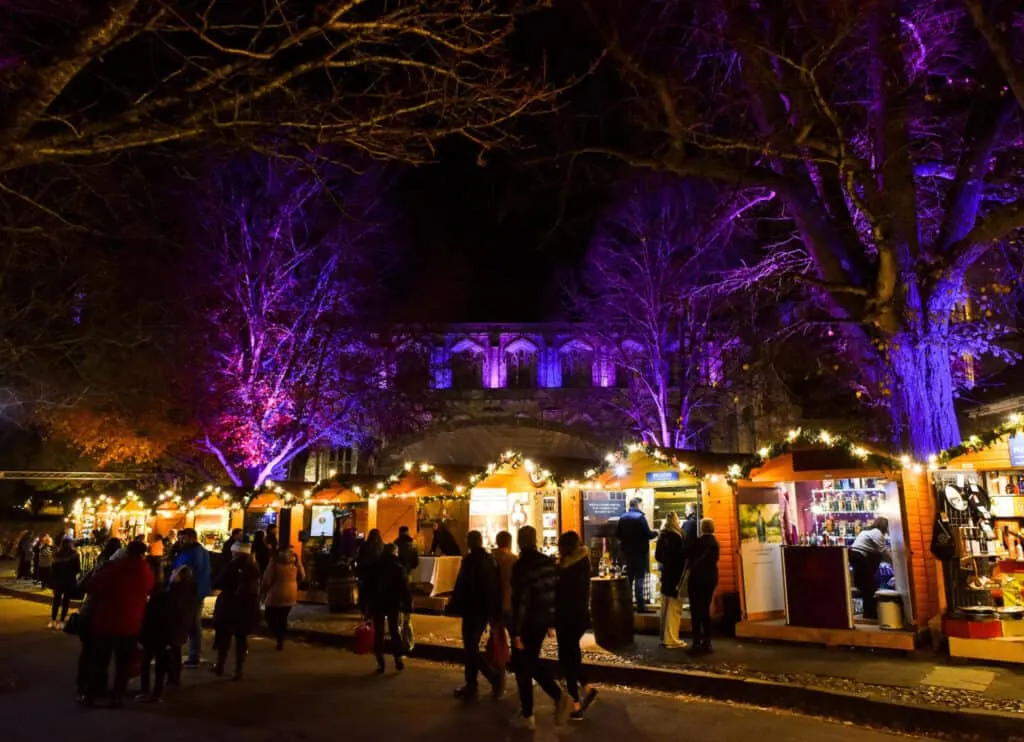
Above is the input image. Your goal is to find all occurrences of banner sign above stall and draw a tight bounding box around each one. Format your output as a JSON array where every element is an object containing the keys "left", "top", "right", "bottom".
[
  {"left": 1009, "top": 433, "right": 1024, "bottom": 467},
  {"left": 646, "top": 471, "right": 680, "bottom": 483}
]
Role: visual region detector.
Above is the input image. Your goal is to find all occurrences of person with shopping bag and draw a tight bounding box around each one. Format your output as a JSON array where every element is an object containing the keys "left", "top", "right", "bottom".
[
  {"left": 447, "top": 530, "right": 502, "bottom": 700},
  {"left": 362, "top": 543, "right": 411, "bottom": 673}
]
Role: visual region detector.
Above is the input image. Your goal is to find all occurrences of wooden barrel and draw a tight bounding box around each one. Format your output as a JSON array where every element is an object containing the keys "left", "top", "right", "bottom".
[
  {"left": 590, "top": 577, "right": 634, "bottom": 650},
  {"left": 326, "top": 562, "right": 358, "bottom": 613}
]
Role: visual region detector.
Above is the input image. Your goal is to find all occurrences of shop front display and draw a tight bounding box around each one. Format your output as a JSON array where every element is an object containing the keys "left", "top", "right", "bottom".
[
  {"left": 930, "top": 430, "right": 1024, "bottom": 663},
  {"left": 111, "top": 492, "right": 150, "bottom": 541},
  {"left": 69, "top": 496, "right": 116, "bottom": 541},
  {"left": 245, "top": 483, "right": 305, "bottom": 548},
  {"left": 186, "top": 488, "right": 243, "bottom": 551},
  {"left": 734, "top": 437, "right": 920, "bottom": 650},
  {"left": 152, "top": 491, "right": 188, "bottom": 537},
  {"left": 468, "top": 453, "right": 560, "bottom": 555}
]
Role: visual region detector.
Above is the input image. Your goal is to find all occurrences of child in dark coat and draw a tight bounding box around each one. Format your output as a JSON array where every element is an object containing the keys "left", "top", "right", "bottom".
[{"left": 137, "top": 565, "right": 197, "bottom": 701}]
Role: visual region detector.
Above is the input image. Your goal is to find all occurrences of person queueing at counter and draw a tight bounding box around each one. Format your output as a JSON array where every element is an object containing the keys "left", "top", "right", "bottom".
[
  {"left": 616, "top": 498, "right": 657, "bottom": 612},
  {"left": 849, "top": 517, "right": 891, "bottom": 621},
  {"left": 431, "top": 521, "right": 462, "bottom": 556}
]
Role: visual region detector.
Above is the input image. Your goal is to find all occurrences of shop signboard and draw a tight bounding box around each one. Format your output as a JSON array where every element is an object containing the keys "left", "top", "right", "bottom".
[
  {"left": 737, "top": 493, "right": 786, "bottom": 617},
  {"left": 1010, "top": 433, "right": 1024, "bottom": 467},
  {"left": 582, "top": 491, "right": 627, "bottom": 522},
  {"left": 646, "top": 471, "right": 680, "bottom": 483},
  {"left": 310, "top": 506, "right": 335, "bottom": 537}
]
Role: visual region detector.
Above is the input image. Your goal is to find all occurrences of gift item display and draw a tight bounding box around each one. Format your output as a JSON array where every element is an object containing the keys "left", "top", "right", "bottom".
[{"left": 805, "top": 479, "right": 892, "bottom": 548}]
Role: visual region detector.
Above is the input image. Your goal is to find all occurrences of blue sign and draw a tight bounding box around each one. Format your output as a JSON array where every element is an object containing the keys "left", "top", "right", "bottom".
[
  {"left": 646, "top": 471, "right": 680, "bottom": 483},
  {"left": 1010, "top": 433, "right": 1024, "bottom": 467}
]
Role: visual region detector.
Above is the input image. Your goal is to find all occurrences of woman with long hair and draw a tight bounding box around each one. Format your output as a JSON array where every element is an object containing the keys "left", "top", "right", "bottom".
[
  {"left": 261, "top": 547, "right": 306, "bottom": 650},
  {"left": 687, "top": 518, "right": 720, "bottom": 654},
  {"left": 555, "top": 531, "right": 598, "bottom": 720}
]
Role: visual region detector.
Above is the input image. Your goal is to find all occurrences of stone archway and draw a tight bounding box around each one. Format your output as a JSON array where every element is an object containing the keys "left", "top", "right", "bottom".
[{"left": 383, "top": 418, "right": 608, "bottom": 467}]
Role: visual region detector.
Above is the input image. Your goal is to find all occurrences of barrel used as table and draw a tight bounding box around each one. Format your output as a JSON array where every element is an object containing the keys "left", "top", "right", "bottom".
[
  {"left": 327, "top": 562, "right": 358, "bottom": 613},
  {"left": 590, "top": 576, "right": 634, "bottom": 650}
]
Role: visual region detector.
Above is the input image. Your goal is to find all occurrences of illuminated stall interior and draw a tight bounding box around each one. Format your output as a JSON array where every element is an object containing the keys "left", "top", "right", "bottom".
[
  {"left": 734, "top": 433, "right": 917, "bottom": 650},
  {"left": 582, "top": 444, "right": 705, "bottom": 611},
  {"left": 468, "top": 452, "right": 560, "bottom": 556},
  {"left": 69, "top": 495, "right": 116, "bottom": 541},
  {"left": 369, "top": 463, "right": 470, "bottom": 548},
  {"left": 186, "top": 487, "right": 243, "bottom": 550},
  {"left": 151, "top": 491, "right": 188, "bottom": 537},
  {"left": 931, "top": 425, "right": 1024, "bottom": 663},
  {"left": 111, "top": 492, "right": 150, "bottom": 541},
  {"left": 245, "top": 481, "right": 305, "bottom": 547},
  {"left": 305, "top": 486, "right": 364, "bottom": 542}
]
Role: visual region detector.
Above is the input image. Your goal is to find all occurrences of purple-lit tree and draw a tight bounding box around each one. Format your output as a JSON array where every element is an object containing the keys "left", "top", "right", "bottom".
[
  {"left": 572, "top": 178, "right": 766, "bottom": 448},
  {"left": 190, "top": 155, "right": 392, "bottom": 488},
  {"left": 582, "top": 0, "right": 1024, "bottom": 456}
]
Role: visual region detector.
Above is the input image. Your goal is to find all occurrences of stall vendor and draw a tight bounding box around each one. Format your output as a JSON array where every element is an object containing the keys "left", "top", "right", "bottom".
[{"left": 849, "top": 517, "right": 891, "bottom": 620}]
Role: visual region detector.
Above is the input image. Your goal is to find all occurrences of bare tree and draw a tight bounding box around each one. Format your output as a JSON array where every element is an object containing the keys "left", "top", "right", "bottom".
[
  {"left": 580, "top": 0, "right": 1024, "bottom": 456},
  {"left": 571, "top": 177, "right": 766, "bottom": 448},
  {"left": 189, "top": 154, "right": 393, "bottom": 487}
]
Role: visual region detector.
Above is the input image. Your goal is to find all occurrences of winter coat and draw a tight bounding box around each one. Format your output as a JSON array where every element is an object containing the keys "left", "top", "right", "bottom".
[
  {"left": 493, "top": 547, "right": 517, "bottom": 618},
  {"left": 395, "top": 534, "right": 420, "bottom": 572},
  {"left": 655, "top": 528, "right": 686, "bottom": 599},
  {"left": 556, "top": 547, "right": 591, "bottom": 634},
  {"left": 261, "top": 551, "right": 306, "bottom": 608},
  {"left": 51, "top": 551, "right": 81, "bottom": 589},
  {"left": 430, "top": 527, "right": 461, "bottom": 557},
  {"left": 213, "top": 556, "right": 262, "bottom": 636},
  {"left": 510, "top": 548, "right": 558, "bottom": 637},
  {"left": 172, "top": 543, "right": 212, "bottom": 598},
  {"left": 84, "top": 555, "right": 155, "bottom": 636},
  {"left": 362, "top": 553, "right": 412, "bottom": 614},
  {"left": 687, "top": 534, "right": 720, "bottom": 590},
  {"left": 616, "top": 508, "right": 656, "bottom": 561},
  {"left": 448, "top": 548, "right": 499, "bottom": 623},
  {"left": 252, "top": 538, "right": 271, "bottom": 575},
  {"left": 142, "top": 581, "right": 197, "bottom": 649}
]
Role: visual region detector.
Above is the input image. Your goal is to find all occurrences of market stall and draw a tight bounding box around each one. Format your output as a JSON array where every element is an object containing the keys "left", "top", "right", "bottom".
[
  {"left": 927, "top": 424, "right": 1024, "bottom": 663},
  {"left": 111, "top": 492, "right": 150, "bottom": 541},
  {"left": 151, "top": 491, "right": 188, "bottom": 537},
  {"left": 186, "top": 487, "right": 243, "bottom": 552},
  {"left": 244, "top": 482, "right": 305, "bottom": 548},
  {"left": 68, "top": 495, "right": 116, "bottom": 541},
  {"left": 468, "top": 451, "right": 560, "bottom": 556},
  {"left": 302, "top": 485, "right": 365, "bottom": 589},
  {"left": 733, "top": 432, "right": 921, "bottom": 650}
]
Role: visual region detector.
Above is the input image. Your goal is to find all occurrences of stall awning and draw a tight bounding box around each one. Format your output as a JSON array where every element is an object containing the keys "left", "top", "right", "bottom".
[
  {"left": 309, "top": 487, "right": 363, "bottom": 506},
  {"left": 247, "top": 492, "right": 290, "bottom": 509},
  {"left": 191, "top": 494, "right": 234, "bottom": 511},
  {"left": 471, "top": 462, "right": 555, "bottom": 493},
  {"left": 944, "top": 433, "right": 1023, "bottom": 471},
  {"left": 596, "top": 448, "right": 704, "bottom": 490},
  {"left": 749, "top": 447, "right": 890, "bottom": 483}
]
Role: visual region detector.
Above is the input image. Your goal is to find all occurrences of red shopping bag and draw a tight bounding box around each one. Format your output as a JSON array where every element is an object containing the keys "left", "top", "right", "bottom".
[
  {"left": 353, "top": 621, "right": 375, "bottom": 655},
  {"left": 484, "top": 626, "right": 510, "bottom": 668}
]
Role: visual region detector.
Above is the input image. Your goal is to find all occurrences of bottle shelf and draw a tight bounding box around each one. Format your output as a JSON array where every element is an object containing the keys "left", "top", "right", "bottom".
[{"left": 813, "top": 510, "right": 881, "bottom": 516}]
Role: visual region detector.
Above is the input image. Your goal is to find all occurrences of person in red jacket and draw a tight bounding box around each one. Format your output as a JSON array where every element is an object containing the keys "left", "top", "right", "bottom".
[{"left": 83, "top": 540, "right": 154, "bottom": 707}]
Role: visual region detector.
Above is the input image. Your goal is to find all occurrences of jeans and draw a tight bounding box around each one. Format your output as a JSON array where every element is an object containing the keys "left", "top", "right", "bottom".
[
  {"left": 265, "top": 605, "right": 292, "bottom": 646},
  {"left": 688, "top": 582, "right": 715, "bottom": 648},
  {"left": 555, "top": 626, "right": 587, "bottom": 702},
  {"left": 140, "top": 643, "right": 180, "bottom": 697},
  {"left": 214, "top": 629, "right": 248, "bottom": 675},
  {"left": 51, "top": 587, "right": 72, "bottom": 622},
  {"left": 660, "top": 595, "right": 684, "bottom": 646},
  {"left": 461, "top": 616, "right": 497, "bottom": 690},
  {"left": 89, "top": 634, "right": 137, "bottom": 702},
  {"left": 513, "top": 626, "right": 561, "bottom": 718},
  {"left": 625, "top": 557, "right": 648, "bottom": 610},
  {"left": 187, "top": 600, "right": 204, "bottom": 662},
  {"left": 371, "top": 610, "right": 402, "bottom": 663},
  {"left": 850, "top": 550, "right": 881, "bottom": 619}
]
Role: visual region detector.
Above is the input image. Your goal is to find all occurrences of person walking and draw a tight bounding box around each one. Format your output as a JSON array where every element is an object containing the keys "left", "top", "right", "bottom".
[
  {"left": 555, "top": 531, "right": 598, "bottom": 720},
  {"left": 509, "top": 525, "right": 572, "bottom": 730},
  {"left": 616, "top": 498, "right": 656, "bottom": 612},
  {"left": 493, "top": 531, "right": 517, "bottom": 626},
  {"left": 655, "top": 513, "right": 687, "bottom": 649},
  {"left": 74, "top": 537, "right": 121, "bottom": 702},
  {"left": 687, "top": 518, "right": 720, "bottom": 654},
  {"left": 171, "top": 528, "right": 212, "bottom": 668},
  {"left": 850, "top": 517, "right": 891, "bottom": 620},
  {"left": 261, "top": 546, "right": 305, "bottom": 650},
  {"left": 138, "top": 565, "right": 197, "bottom": 702},
  {"left": 357, "top": 529, "right": 385, "bottom": 604},
  {"left": 363, "top": 543, "right": 411, "bottom": 673},
  {"left": 82, "top": 540, "right": 154, "bottom": 707},
  {"left": 395, "top": 526, "right": 420, "bottom": 573},
  {"left": 50, "top": 537, "right": 81, "bottom": 630},
  {"left": 252, "top": 530, "right": 270, "bottom": 575},
  {"left": 15, "top": 530, "right": 34, "bottom": 580},
  {"left": 449, "top": 530, "right": 502, "bottom": 700},
  {"left": 211, "top": 540, "right": 262, "bottom": 680},
  {"left": 36, "top": 535, "right": 55, "bottom": 592}
]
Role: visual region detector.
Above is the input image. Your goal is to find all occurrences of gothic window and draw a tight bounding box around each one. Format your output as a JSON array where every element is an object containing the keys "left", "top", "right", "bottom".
[
  {"left": 560, "top": 341, "right": 594, "bottom": 389},
  {"left": 505, "top": 340, "right": 538, "bottom": 389},
  {"left": 394, "top": 348, "right": 430, "bottom": 390},
  {"left": 451, "top": 344, "right": 485, "bottom": 390}
]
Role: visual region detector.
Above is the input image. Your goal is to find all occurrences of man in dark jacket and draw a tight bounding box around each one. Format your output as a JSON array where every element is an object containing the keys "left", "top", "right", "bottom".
[
  {"left": 171, "top": 528, "right": 212, "bottom": 667},
  {"left": 430, "top": 521, "right": 461, "bottom": 556},
  {"left": 364, "top": 543, "right": 411, "bottom": 673},
  {"left": 395, "top": 526, "right": 420, "bottom": 572},
  {"left": 222, "top": 528, "right": 243, "bottom": 558},
  {"left": 509, "top": 526, "right": 571, "bottom": 730},
  {"left": 616, "top": 498, "right": 656, "bottom": 612},
  {"left": 449, "top": 530, "right": 500, "bottom": 700}
]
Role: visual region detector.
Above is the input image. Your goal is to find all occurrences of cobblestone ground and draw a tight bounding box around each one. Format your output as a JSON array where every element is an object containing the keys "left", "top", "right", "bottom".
[{"left": 0, "top": 597, "right": 936, "bottom": 742}]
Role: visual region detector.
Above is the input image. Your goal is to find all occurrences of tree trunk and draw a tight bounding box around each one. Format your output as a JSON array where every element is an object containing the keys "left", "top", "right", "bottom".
[{"left": 887, "top": 335, "right": 962, "bottom": 458}]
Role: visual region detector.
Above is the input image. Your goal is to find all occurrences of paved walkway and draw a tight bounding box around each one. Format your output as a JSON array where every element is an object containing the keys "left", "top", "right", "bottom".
[{"left": 5, "top": 574, "right": 1024, "bottom": 718}]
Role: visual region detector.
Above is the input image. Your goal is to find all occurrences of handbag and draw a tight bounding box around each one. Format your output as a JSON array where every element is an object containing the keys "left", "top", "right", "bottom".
[
  {"left": 483, "top": 626, "right": 510, "bottom": 668},
  {"left": 400, "top": 612, "right": 415, "bottom": 653},
  {"left": 353, "top": 621, "right": 375, "bottom": 655},
  {"left": 677, "top": 568, "right": 690, "bottom": 599}
]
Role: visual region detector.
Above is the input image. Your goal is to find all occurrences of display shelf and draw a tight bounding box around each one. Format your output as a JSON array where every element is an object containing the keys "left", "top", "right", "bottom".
[{"left": 813, "top": 510, "right": 881, "bottom": 516}]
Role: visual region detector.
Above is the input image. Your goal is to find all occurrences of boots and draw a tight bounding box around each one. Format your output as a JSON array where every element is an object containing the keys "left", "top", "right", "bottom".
[
  {"left": 233, "top": 648, "right": 245, "bottom": 681},
  {"left": 212, "top": 645, "right": 228, "bottom": 677}
]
